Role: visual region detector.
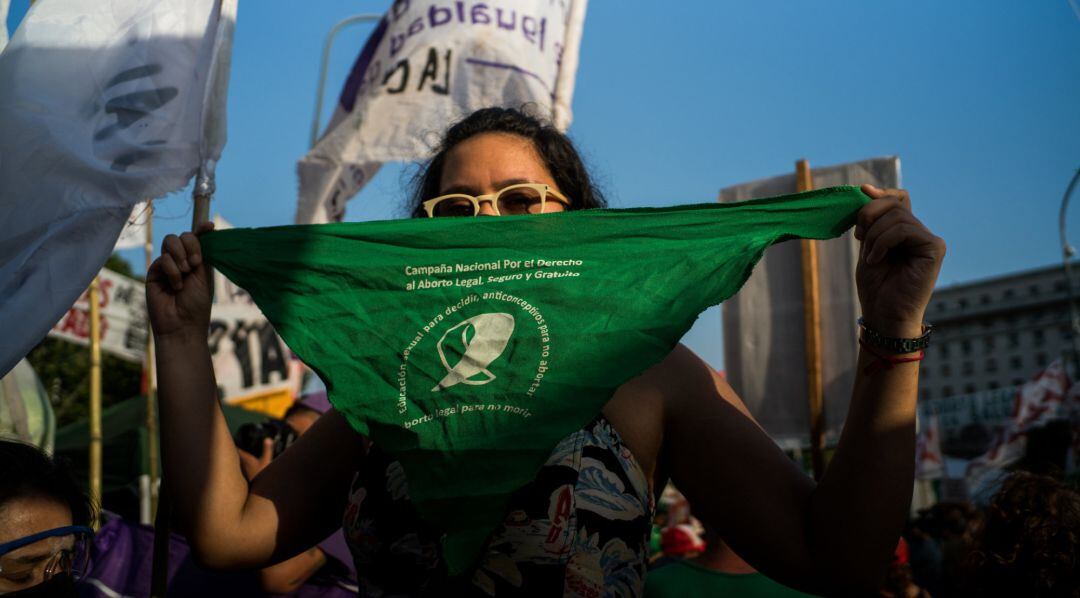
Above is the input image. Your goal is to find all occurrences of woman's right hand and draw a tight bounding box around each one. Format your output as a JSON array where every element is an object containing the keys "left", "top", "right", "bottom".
[{"left": 146, "top": 221, "right": 215, "bottom": 340}]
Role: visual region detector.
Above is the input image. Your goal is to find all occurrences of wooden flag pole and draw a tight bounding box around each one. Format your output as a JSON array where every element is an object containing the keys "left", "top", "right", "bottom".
[
  {"left": 796, "top": 159, "right": 826, "bottom": 481},
  {"left": 145, "top": 203, "right": 160, "bottom": 517},
  {"left": 88, "top": 276, "right": 103, "bottom": 530}
]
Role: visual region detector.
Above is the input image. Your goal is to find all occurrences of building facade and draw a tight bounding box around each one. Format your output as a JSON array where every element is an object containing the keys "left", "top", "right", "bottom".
[{"left": 920, "top": 263, "right": 1078, "bottom": 402}]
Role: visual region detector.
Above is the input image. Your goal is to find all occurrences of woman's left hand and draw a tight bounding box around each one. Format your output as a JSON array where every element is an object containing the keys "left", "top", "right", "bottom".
[{"left": 854, "top": 184, "right": 946, "bottom": 338}]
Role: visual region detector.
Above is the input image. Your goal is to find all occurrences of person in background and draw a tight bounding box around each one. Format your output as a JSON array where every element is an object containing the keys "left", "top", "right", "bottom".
[
  {"left": 0, "top": 439, "right": 93, "bottom": 597},
  {"left": 963, "top": 471, "right": 1079, "bottom": 597},
  {"left": 238, "top": 389, "right": 359, "bottom": 595},
  {"left": 645, "top": 523, "right": 819, "bottom": 597}
]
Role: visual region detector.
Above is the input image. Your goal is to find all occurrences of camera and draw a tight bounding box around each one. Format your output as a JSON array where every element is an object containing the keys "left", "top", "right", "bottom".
[{"left": 235, "top": 419, "right": 298, "bottom": 459}]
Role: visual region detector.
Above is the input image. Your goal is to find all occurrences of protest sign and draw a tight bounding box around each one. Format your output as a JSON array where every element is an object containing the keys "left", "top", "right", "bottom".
[
  {"left": 49, "top": 269, "right": 148, "bottom": 364},
  {"left": 720, "top": 157, "right": 901, "bottom": 445},
  {"left": 296, "top": 0, "right": 588, "bottom": 223}
]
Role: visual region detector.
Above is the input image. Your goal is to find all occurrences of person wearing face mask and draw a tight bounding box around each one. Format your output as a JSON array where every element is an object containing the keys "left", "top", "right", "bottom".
[{"left": 0, "top": 440, "right": 93, "bottom": 597}]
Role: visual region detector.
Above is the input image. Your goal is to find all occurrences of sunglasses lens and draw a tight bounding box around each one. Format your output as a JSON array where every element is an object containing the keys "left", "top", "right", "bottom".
[{"left": 432, "top": 197, "right": 476, "bottom": 217}]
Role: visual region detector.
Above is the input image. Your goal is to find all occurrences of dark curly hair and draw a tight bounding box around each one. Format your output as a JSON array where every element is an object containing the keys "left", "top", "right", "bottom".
[
  {"left": 965, "top": 471, "right": 1080, "bottom": 596},
  {"left": 407, "top": 106, "right": 606, "bottom": 218},
  {"left": 0, "top": 439, "right": 93, "bottom": 527}
]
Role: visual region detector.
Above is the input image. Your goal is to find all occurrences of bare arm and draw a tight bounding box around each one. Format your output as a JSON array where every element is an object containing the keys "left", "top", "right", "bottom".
[
  {"left": 258, "top": 547, "right": 328, "bottom": 594},
  {"left": 664, "top": 186, "right": 944, "bottom": 595},
  {"left": 150, "top": 226, "right": 365, "bottom": 569}
]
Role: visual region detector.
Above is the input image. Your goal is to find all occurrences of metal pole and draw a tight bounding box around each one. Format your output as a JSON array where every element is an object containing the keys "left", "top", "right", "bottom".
[
  {"left": 797, "top": 159, "right": 826, "bottom": 481},
  {"left": 88, "top": 276, "right": 103, "bottom": 530},
  {"left": 1058, "top": 167, "right": 1080, "bottom": 380},
  {"left": 309, "top": 14, "right": 381, "bottom": 149},
  {"left": 145, "top": 203, "right": 160, "bottom": 517}
]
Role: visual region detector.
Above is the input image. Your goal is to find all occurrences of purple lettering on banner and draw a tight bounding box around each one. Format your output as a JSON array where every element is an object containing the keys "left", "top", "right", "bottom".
[
  {"left": 408, "top": 16, "right": 424, "bottom": 36},
  {"left": 430, "top": 4, "right": 452, "bottom": 27},
  {"left": 339, "top": 18, "right": 388, "bottom": 112},
  {"left": 522, "top": 16, "right": 537, "bottom": 44},
  {"left": 496, "top": 8, "right": 516, "bottom": 31},
  {"left": 390, "top": 33, "right": 406, "bottom": 56},
  {"left": 391, "top": 0, "right": 411, "bottom": 22},
  {"left": 455, "top": 1, "right": 466, "bottom": 23},
  {"left": 539, "top": 17, "right": 546, "bottom": 52},
  {"left": 465, "top": 57, "right": 552, "bottom": 94},
  {"left": 471, "top": 3, "right": 491, "bottom": 25}
]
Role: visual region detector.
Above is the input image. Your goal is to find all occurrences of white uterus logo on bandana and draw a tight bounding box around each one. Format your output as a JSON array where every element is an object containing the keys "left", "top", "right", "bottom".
[{"left": 432, "top": 312, "right": 516, "bottom": 392}]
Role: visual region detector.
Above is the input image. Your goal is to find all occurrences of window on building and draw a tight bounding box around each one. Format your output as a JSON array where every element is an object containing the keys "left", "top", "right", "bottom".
[
  {"left": 982, "top": 318, "right": 994, "bottom": 329},
  {"left": 980, "top": 293, "right": 991, "bottom": 305},
  {"left": 1034, "top": 329, "right": 1045, "bottom": 346},
  {"left": 1061, "top": 325, "right": 1073, "bottom": 340},
  {"left": 962, "top": 362, "right": 974, "bottom": 375},
  {"left": 1008, "top": 332, "right": 1020, "bottom": 348},
  {"left": 989, "top": 381, "right": 1000, "bottom": 390},
  {"left": 1029, "top": 309, "right": 1043, "bottom": 323},
  {"left": 941, "top": 343, "right": 951, "bottom": 358},
  {"left": 963, "top": 383, "right": 976, "bottom": 394},
  {"left": 958, "top": 298, "right": 969, "bottom": 309},
  {"left": 983, "top": 336, "right": 995, "bottom": 353},
  {"left": 986, "top": 358, "right": 997, "bottom": 373},
  {"left": 1029, "top": 284, "right": 1040, "bottom": 296},
  {"left": 942, "top": 364, "right": 951, "bottom": 377},
  {"left": 1010, "top": 356, "right": 1023, "bottom": 370},
  {"left": 1036, "top": 352, "right": 1048, "bottom": 367},
  {"left": 1055, "top": 280, "right": 1067, "bottom": 292},
  {"left": 1005, "top": 314, "right": 1017, "bottom": 326},
  {"left": 961, "top": 339, "right": 972, "bottom": 355},
  {"left": 943, "top": 386, "right": 954, "bottom": 398},
  {"left": 936, "top": 302, "right": 947, "bottom": 313},
  {"left": 920, "top": 389, "right": 931, "bottom": 401},
  {"left": 1003, "top": 289, "right": 1015, "bottom": 300},
  {"left": 922, "top": 366, "right": 931, "bottom": 379},
  {"left": 1012, "top": 378, "right": 1025, "bottom": 387}
]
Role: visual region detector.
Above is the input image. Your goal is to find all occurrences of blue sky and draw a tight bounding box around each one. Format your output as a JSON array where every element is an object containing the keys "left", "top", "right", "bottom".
[{"left": 7, "top": 1, "right": 1080, "bottom": 370}]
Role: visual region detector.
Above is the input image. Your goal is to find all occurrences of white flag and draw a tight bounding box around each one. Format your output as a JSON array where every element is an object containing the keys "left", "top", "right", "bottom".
[
  {"left": 113, "top": 201, "right": 152, "bottom": 250},
  {"left": 0, "top": 0, "right": 10, "bottom": 53},
  {"left": 0, "top": 0, "right": 237, "bottom": 376},
  {"left": 296, "top": 0, "right": 589, "bottom": 224}
]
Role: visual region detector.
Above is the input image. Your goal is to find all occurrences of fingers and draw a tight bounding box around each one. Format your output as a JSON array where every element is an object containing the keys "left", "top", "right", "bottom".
[
  {"left": 195, "top": 221, "right": 215, "bottom": 236},
  {"left": 855, "top": 185, "right": 913, "bottom": 241},
  {"left": 157, "top": 254, "right": 184, "bottom": 290},
  {"left": 162, "top": 234, "right": 191, "bottom": 273},
  {"left": 258, "top": 438, "right": 274, "bottom": 466},
  {"left": 179, "top": 232, "right": 203, "bottom": 268},
  {"left": 862, "top": 210, "right": 945, "bottom": 266}
]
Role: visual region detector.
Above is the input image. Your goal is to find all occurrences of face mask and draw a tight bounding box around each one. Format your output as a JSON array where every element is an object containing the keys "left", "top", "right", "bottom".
[{"left": 2, "top": 573, "right": 77, "bottom": 598}]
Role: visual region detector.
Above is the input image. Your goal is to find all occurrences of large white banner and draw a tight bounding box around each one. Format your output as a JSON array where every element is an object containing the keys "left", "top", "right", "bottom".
[
  {"left": 48, "top": 269, "right": 148, "bottom": 363},
  {"left": 720, "top": 157, "right": 901, "bottom": 445},
  {"left": 210, "top": 217, "right": 304, "bottom": 404},
  {"left": 0, "top": 0, "right": 236, "bottom": 377},
  {"left": 296, "top": 0, "right": 589, "bottom": 224},
  {"left": 0, "top": 0, "right": 10, "bottom": 53}
]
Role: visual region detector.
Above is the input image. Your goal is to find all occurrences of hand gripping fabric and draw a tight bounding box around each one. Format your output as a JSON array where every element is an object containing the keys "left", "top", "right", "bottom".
[{"left": 201, "top": 185, "right": 870, "bottom": 575}]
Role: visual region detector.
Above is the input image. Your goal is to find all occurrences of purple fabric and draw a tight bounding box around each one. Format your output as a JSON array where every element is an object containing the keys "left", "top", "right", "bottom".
[
  {"left": 297, "top": 389, "right": 333, "bottom": 415},
  {"left": 79, "top": 517, "right": 357, "bottom": 598},
  {"left": 316, "top": 529, "right": 356, "bottom": 577}
]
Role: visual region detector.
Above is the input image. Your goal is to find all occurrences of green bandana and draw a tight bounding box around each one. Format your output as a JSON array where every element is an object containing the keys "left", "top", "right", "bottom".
[{"left": 201, "top": 185, "right": 869, "bottom": 574}]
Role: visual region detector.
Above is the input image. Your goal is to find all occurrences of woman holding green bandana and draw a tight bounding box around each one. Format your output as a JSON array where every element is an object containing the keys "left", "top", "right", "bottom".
[{"left": 148, "top": 107, "right": 945, "bottom": 596}]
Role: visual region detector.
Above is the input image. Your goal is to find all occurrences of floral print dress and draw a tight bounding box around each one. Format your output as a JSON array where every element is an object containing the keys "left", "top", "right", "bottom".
[{"left": 342, "top": 416, "right": 655, "bottom": 597}]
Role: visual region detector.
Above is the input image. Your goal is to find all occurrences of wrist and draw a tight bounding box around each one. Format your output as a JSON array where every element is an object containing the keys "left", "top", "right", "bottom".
[
  {"left": 858, "top": 313, "right": 924, "bottom": 339},
  {"left": 154, "top": 327, "right": 209, "bottom": 349}
]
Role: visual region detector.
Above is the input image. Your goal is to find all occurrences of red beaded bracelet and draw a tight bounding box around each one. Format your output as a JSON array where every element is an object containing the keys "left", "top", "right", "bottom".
[{"left": 858, "top": 338, "right": 924, "bottom": 375}]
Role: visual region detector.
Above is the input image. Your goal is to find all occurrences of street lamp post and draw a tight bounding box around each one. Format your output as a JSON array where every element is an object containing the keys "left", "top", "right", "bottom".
[
  {"left": 1057, "top": 167, "right": 1080, "bottom": 379},
  {"left": 310, "top": 14, "right": 381, "bottom": 149}
]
